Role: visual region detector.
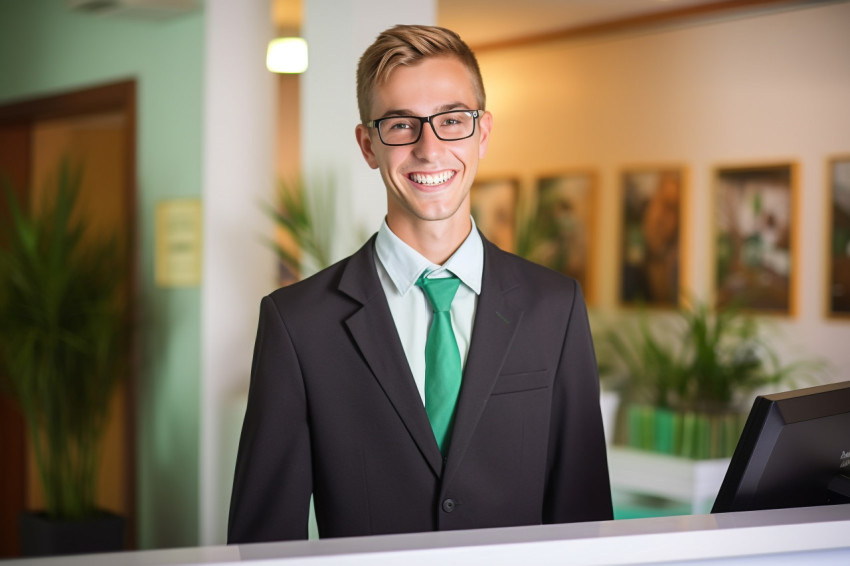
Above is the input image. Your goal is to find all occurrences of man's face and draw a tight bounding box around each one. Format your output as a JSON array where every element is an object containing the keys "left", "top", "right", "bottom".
[{"left": 355, "top": 56, "right": 492, "bottom": 234}]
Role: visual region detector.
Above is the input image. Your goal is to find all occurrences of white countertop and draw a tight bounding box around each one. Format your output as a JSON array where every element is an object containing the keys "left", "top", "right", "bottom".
[{"left": 6, "top": 504, "right": 850, "bottom": 566}]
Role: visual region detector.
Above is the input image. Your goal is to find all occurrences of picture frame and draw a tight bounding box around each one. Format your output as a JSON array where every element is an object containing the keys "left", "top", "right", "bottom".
[
  {"left": 525, "top": 171, "right": 597, "bottom": 302},
  {"left": 470, "top": 177, "right": 520, "bottom": 254},
  {"left": 827, "top": 156, "right": 850, "bottom": 317},
  {"left": 619, "top": 167, "right": 684, "bottom": 307},
  {"left": 713, "top": 163, "right": 797, "bottom": 314}
]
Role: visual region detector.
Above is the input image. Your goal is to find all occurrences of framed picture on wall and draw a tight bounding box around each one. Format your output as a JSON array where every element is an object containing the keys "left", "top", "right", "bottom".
[
  {"left": 470, "top": 177, "right": 519, "bottom": 254},
  {"left": 619, "top": 167, "right": 684, "bottom": 307},
  {"left": 714, "top": 163, "right": 797, "bottom": 314},
  {"left": 525, "top": 171, "right": 596, "bottom": 302},
  {"left": 828, "top": 156, "right": 850, "bottom": 317}
]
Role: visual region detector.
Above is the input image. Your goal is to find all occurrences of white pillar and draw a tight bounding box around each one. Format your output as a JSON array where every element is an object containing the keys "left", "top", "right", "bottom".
[
  {"left": 200, "top": 0, "right": 276, "bottom": 546},
  {"left": 302, "top": 0, "right": 437, "bottom": 261}
]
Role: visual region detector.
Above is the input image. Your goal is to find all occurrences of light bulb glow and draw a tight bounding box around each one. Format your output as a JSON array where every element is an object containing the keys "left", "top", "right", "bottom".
[{"left": 266, "top": 37, "right": 308, "bottom": 74}]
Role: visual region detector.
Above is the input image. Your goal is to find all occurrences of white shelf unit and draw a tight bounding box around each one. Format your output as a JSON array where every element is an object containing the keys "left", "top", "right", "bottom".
[{"left": 608, "top": 446, "right": 731, "bottom": 514}]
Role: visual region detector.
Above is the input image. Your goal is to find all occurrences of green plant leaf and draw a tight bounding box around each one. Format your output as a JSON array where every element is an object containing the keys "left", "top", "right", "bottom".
[{"left": 262, "top": 174, "right": 336, "bottom": 278}]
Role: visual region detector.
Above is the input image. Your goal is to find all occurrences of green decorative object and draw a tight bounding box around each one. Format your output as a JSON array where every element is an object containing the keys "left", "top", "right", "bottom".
[{"left": 0, "top": 161, "right": 128, "bottom": 520}]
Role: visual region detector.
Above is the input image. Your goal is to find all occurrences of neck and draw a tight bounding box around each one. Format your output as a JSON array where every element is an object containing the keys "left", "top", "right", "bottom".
[{"left": 387, "top": 215, "right": 472, "bottom": 265}]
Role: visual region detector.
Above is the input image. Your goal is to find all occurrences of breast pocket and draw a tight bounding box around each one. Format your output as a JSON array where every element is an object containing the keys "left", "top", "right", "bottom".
[{"left": 490, "top": 369, "right": 551, "bottom": 396}]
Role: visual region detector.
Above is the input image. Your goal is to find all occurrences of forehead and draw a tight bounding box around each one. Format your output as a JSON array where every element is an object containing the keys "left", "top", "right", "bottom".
[{"left": 370, "top": 56, "right": 478, "bottom": 117}]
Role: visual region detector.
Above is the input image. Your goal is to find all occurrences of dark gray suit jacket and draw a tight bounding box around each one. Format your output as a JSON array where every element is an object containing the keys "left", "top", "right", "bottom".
[{"left": 227, "top": 234, "right": 612, "bottom": 543}]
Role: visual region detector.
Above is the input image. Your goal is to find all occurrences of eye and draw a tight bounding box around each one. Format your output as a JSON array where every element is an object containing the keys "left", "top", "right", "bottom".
[
  {"left": 382, "top": 117, "right": 417, "bottom": 131},
  {"left": 437, "top": 112, "right": 470, "bottom": 128}
]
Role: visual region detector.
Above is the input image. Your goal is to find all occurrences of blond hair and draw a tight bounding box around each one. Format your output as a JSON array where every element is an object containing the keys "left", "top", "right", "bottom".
[{"left": 356, "top": 24, "right": 486, "bottom": 124}]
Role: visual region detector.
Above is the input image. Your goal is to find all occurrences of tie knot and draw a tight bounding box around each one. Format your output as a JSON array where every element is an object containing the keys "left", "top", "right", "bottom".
[{"left": 416, "top": 273, "right": 461, "bottom": 313}]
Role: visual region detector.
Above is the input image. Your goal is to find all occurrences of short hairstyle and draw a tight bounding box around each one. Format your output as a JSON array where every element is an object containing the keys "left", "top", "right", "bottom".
[{"left": 356, "top": 24, "right": 486, "bottom": 124}]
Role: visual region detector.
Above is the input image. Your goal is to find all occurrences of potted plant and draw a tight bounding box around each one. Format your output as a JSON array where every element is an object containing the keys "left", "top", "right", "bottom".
[
  {"left": 262, "top": 175, "right": 337, "bottom": 282},
  {"left": 0, "top": 161, "right": 128, "bottom": 556},
  {"left": 598, "top": 299, "right": 825, "bottom": 459}
]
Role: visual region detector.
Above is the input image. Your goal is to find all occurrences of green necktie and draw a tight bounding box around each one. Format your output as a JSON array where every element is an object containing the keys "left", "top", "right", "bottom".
[{"left": 416, "top": 273, "right": 462, "bottom": 456}]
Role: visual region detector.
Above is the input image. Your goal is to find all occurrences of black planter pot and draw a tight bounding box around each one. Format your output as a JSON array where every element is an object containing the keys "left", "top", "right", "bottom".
[{"left": 19, "top": 510, "right": 126, "bottom": 557}]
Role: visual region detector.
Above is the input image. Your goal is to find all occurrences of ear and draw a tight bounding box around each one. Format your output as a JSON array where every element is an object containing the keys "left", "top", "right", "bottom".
[
  {"left": 355, "top": 124, "right": 380, "bottom": 169},
  {"left": 477, "top": 110, "right": 493, "bottom": 159}
]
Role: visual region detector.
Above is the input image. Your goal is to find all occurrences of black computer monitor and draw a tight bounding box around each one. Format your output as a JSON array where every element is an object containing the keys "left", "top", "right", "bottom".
[{"left": 712, "top": 381, "right": 850, "bottom": 514}]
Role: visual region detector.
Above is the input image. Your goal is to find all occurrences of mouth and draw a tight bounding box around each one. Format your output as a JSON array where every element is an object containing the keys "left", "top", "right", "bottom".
[{"left": 408, "top": 170, "right": 457, "bottom": 187}]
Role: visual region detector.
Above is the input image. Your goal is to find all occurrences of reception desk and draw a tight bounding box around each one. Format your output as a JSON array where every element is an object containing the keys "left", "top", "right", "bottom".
[{"left": 6, "top": 505, "right": 850, "bottom": 565}]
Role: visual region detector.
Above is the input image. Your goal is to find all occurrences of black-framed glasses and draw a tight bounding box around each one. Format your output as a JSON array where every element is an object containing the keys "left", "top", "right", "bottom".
[{"left": 366, "top": 109, "right": 480, "bottom": 146}]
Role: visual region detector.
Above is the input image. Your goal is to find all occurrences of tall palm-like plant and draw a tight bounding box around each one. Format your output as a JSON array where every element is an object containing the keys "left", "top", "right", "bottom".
[
  {"left": 0, "top": 161, "right": 126, "bottom": 520},
  {"left": 262, "top": 175, "right": 336, "bottom": 279}
]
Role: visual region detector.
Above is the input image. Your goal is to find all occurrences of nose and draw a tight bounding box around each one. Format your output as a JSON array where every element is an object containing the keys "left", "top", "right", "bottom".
[{"left": 412, "top": 120, "right": 443, "bottom": 160}]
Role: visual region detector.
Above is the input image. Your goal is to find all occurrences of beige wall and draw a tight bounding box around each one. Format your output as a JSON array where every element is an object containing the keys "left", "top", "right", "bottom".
[{"left": 474, "top": 2, "right": 850, "bottom": 379}]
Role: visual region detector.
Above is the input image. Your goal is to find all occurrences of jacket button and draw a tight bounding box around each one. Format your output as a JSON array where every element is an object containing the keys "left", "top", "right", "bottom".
[{"left": 442, "top": 498, "right": 456, "bottom": 513}]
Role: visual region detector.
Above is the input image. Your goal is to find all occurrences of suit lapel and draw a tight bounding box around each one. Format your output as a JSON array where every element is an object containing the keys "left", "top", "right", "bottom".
[
  {"left": 339, "top": 237, "right": 444, "bottom": 477},
  {"left": 444, "top": 238, "right": 523, "bottom": 483}
]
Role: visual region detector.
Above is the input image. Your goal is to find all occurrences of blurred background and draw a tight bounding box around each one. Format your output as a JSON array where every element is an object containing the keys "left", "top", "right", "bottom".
[{"left": 0, "top": 0, "right": 848, "bottom": 557}]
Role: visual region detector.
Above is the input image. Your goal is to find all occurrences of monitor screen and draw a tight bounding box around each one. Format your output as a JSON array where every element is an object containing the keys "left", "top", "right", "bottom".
[{"left": 712, "top": 381, "right": 850, "bottom": 514}]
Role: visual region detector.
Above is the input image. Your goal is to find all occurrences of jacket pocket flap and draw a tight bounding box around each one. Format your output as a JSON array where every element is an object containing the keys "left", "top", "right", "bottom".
[{"left": 491, "top": 369, "right": 550, "bottom": 395}]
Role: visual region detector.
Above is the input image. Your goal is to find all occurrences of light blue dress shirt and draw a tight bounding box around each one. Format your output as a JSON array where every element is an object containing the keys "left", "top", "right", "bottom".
[{"left": 374, "top": 218, "right": 483, "bottom": 405}]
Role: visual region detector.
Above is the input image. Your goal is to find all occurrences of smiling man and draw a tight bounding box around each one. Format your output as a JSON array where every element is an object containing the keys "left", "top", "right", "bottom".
[{"left": 228, "top": 24, "right": 613, "bottom": 544}]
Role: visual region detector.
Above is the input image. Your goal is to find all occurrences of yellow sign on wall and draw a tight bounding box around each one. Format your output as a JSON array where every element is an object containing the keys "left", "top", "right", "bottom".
[{"left": 155, "top": 199, "right": 202, "bottom": 287}]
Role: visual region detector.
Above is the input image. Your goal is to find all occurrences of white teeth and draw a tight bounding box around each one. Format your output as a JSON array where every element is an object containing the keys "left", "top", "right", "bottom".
[{"left": 410, "top": 171, "right": 455, "bottom": 186}]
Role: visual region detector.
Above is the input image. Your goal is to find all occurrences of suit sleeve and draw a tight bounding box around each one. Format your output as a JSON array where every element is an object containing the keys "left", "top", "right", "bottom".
[
  {"left": 227, "top": 295, "right": 313, "bottom": 543},
  {"left": 543, "top": 281, "right": 614, "bottom": 523}
]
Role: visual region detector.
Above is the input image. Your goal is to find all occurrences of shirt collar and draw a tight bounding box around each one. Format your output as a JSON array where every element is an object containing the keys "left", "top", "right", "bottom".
[{"left": 375, "top": 217, "right": 484, "bottom": 296}]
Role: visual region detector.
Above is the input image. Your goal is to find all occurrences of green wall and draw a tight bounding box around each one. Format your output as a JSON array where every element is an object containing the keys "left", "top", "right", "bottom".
[{"left": 0, "top": 0, "right": 204, "bottom": 549}]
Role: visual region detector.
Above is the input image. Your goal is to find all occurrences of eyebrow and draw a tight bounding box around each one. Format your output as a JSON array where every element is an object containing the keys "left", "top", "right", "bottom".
[{"left": 377, "top": 102, "right": 472, "bottom": 119}]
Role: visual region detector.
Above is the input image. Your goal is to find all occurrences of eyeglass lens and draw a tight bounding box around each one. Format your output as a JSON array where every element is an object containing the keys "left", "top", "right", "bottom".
[{"left": 378, "top": 110, "right": 476, "bottom": 145}]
